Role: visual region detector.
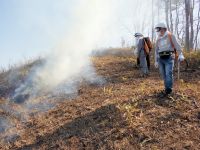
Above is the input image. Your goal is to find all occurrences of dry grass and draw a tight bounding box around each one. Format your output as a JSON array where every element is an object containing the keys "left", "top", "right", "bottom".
[{"left": 0, "top": 49, "right": 200, "bottom": 149}]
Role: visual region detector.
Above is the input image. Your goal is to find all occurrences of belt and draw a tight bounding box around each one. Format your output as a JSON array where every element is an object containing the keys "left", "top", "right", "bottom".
[{"left": 159, "top": 51, "right": 174, "bottom": 56}]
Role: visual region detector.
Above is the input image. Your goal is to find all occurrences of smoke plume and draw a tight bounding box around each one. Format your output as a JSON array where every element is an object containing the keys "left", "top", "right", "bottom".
[
  {"left": 13, "top": 0, "right": 113, "bottom": 101},
  {"left": 0, "top": 1, "right": 117, "bottom": 141}
]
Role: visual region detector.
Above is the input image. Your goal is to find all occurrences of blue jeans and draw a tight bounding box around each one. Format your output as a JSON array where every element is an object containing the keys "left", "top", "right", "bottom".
[{"left": 158, "top": 56, "right": 174, "bottom": 94}]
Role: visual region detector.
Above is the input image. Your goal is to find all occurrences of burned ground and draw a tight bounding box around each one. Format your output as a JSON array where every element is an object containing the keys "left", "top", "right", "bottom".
[{"left": 0, "top": 49, "right": 200, "bottom": 150}]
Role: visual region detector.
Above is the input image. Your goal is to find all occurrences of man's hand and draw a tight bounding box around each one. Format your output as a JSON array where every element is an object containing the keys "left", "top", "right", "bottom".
[
  {"left": 155, "top": 62, "right": 159, "bottom": 68},
  {"left": 134, "top": 48, "right": 138, "bottom": 56},
  {"left": 178, "top": 53, "right": 185, "bottom": 62}
]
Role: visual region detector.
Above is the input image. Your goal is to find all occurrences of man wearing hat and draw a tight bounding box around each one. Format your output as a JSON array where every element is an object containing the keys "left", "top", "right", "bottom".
[
  {"left": 134, "top": 33, "right": 149, "bottom": 77},
  {"left": 154, "top": 23, "right": 185, "bottom": 97}
]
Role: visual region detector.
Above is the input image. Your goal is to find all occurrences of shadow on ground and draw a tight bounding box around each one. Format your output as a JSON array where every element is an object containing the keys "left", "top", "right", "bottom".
[{"left": 16, "top": 104, "right": 146, "bottom": 150}]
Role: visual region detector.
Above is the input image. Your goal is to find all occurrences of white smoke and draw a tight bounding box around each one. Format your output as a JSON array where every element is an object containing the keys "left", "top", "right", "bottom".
[
  {"left": 0, "top": 1, "right": 116, "bottom": 140},
  {"left": 13, "top": 0, "right": 114, "bottom": 101}
]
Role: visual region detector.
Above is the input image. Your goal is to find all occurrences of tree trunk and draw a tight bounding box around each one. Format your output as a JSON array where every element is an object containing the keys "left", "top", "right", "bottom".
[
  {"left": 152, "top": 0, "right": 154, "bottom": 43},
  {"left": 189, "top": 0, "right": 194, "bottom": 50},
  {"left": 157, "top": 0, "right": 160, "bottom": 23},
  {"left": 169, "top": 0, "right": 173, "bottom": 33},
  {"left": 165, "top": 0, "right": 170, "bottom": 31},
  {"left": 185, "top": 0, "right": 190, "bottom": 51},
  {"left": 195, "top": 0, "right": 200, "bottom": 51},
  {"left": 175, "top": 0, "right": 180, "bottom": 40}
]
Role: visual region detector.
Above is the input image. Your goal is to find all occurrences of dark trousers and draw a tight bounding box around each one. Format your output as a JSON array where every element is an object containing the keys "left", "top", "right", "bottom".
[{"left": 137, "top": 54, "right": 150, "bottom": 70}]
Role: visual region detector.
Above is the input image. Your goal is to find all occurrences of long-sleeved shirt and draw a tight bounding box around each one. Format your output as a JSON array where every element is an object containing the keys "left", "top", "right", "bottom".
[
  {"left": 155, "top": 31, "right": 182, "bottom": 63},
  {"left": 137, "top": 37, "right": 146, "bottom": 57}
]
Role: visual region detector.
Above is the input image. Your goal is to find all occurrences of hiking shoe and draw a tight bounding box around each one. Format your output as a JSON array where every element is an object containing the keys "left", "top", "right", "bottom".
[
  {"left": 165, "top": 88, "right": 172, "bottom": 95},
  {"left": 157, "top": 90, "right": 168, "bottom": 98},
  {"left": 140, "top": 74, "right": 145, "bottom": 78},
  {"left": 145, "top": 73, "right": 150, "bottom": 77},
  {"left": 166, "top": 92, "right": 174, "bottom": 99},
  {"left": 140, "top": 73, "right": 149, "bottom": 78}
]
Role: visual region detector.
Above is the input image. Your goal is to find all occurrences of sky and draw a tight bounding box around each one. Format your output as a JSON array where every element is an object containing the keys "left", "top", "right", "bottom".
[{"left": 0, "top": 0, "right": 160, "bottom": 68}]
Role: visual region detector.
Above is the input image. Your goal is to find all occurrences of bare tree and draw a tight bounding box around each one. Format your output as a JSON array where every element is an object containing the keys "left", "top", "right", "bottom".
[
  {"left": 164, "top": 0, "right": 170, "bottom": 30},
  {"left": 189, "top": 0, "right": 194, "bottom": 50},
  {"left": 158, "top": 0, "right": 200, "bottom": 50},
  {"left": 175, "top": 0, "right": 180, "bottom": 39},
  {"left": 156, "top": 0, "right": 161, "bottom": 23},
  {"left": 185, "top": 0, "right": 190, "bottom": 51},
  {"left": 194, "top": 0, "right": 200, "bottom": 50},
  {"left": 169, "top": 0, "right": 174, "bottom": 33},
  {"left": 152, "top": 0, "right": 155, "bottom": 42},
  {"left": 121, "top": 37, "right": 125, "bottom": 48}
]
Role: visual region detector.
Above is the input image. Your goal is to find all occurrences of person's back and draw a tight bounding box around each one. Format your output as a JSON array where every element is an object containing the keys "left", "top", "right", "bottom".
[
  {"left": 134, "top": 33, "right": 149, "bottom": 77},
  {"left": 143, "top": 37, "right": 152, "bottom": 70}
]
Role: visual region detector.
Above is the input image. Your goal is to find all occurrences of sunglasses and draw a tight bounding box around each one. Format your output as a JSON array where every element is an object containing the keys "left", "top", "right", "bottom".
[{"left": 155, "top": 27, "right": 161, "bottom": 32}]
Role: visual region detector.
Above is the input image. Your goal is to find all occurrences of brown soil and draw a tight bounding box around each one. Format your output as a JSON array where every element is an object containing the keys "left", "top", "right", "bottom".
[{"left": 0, "top": 49, "right": 200, "bottom": 150}]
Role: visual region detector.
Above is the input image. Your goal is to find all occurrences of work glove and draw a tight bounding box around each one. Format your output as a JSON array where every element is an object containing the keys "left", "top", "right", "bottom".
[
  {"left": 178, "top": 52, "right": 185, "bottom": 62},
  {"left": 134, "top": 48, "right": 138, "bottom": 56},
  {"left": 154, "top": 62, "right": 158, "bottom": 68}
]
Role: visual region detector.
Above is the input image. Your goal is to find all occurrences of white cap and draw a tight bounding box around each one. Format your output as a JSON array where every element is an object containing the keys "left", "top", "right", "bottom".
[
  {"left": 134, "top": 33, "right": 143, "bottom": 37},
  {"left": 155, "top": 23, "right": 167, "bottom": 29}
]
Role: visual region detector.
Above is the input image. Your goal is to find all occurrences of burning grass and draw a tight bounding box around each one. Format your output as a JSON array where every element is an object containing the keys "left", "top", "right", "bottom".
[{"left": 0, "top": 49, "right": 200, "bottom": 149}]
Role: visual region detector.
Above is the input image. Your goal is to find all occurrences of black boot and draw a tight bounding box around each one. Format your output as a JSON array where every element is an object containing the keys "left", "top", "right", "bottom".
[
  {"left": 165, "top": 88, "right": 172, "bottom": 95},
  {"left": 157, "top": 90, "right": 168, "bottom": 98}
]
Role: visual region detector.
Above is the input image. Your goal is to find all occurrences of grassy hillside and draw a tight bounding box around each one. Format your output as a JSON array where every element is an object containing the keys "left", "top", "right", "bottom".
[{"left": 0, "top": 49, "right": 200, "bottom": 149}]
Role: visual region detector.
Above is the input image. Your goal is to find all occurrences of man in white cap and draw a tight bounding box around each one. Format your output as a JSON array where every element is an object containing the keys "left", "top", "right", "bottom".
[
  {"left": 154, "top": 23, "right": 185, "bottom": 97},
  {"left": 134, "top": 33, "right": 149, "bottom": 77}
]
